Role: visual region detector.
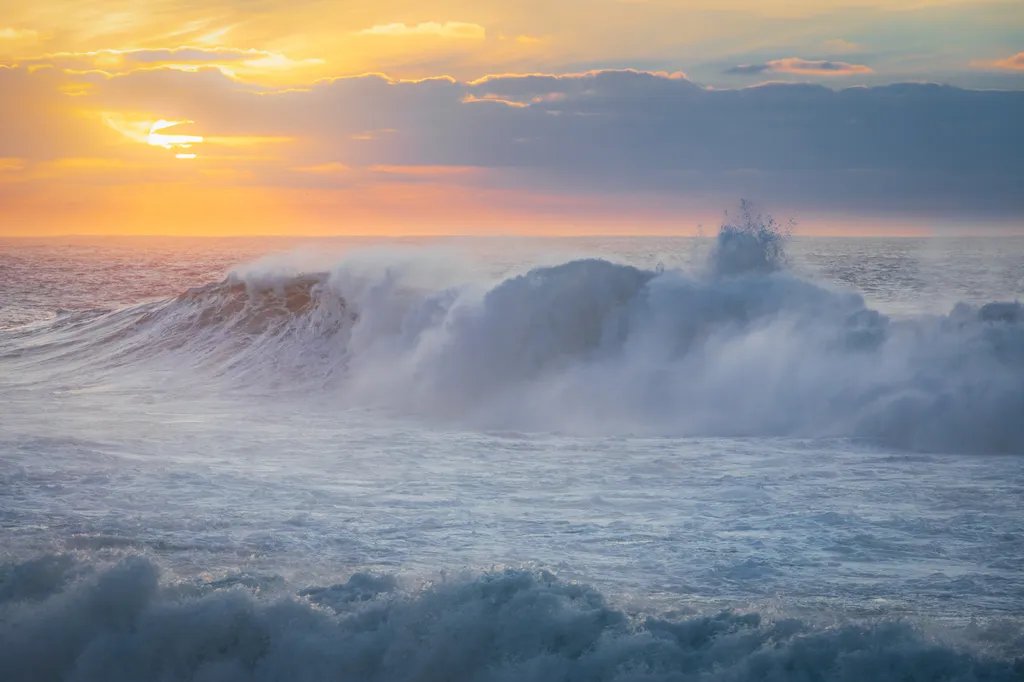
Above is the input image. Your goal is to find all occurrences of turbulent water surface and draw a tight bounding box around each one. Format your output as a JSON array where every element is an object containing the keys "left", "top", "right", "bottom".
[{"left": 1, "top": 234, "right": 1023, "bottom": 681}]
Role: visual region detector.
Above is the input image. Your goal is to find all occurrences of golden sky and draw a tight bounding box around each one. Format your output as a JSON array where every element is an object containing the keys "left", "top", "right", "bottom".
[{"left": 1, "top": 0, "right": 1022, "bottom": 235}]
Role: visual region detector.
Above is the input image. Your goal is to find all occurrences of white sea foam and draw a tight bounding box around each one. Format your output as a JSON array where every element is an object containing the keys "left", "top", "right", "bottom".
[
  {"left": 6, "top": 217, "right": 1021, "bottom": 453},
  {"left": 2, "top": 230, "right": 1024, "bottom": 681},
  {"left": 0, "top": 555, "right": 1019, "bottom": 682}
]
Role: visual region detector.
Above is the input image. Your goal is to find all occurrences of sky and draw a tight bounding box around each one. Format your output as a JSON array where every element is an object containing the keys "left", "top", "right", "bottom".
[{"left": 1, "top": 0, "right": 1022, "bottom": 236}]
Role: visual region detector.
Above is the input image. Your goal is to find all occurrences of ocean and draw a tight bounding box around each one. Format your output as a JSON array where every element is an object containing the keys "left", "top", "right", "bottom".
[{"left": 1, "top": 233, "right": 1023, "bottom": 681}]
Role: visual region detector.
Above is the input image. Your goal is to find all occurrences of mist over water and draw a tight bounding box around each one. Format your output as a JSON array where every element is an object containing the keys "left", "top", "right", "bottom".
[
  {"left": 6, "top": 224, "right": 1022, "bottom": 453},
  {"left": 1, "top": 228, "right": 1023, "bottom": 680}
]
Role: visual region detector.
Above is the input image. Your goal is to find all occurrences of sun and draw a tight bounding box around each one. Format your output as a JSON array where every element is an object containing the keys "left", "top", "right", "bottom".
[
  {"left": 147, "top": 120, "right": 204, "bottom": 153},
  {"left": 102, "top": 113, "right": 204, "bottom": 158}
]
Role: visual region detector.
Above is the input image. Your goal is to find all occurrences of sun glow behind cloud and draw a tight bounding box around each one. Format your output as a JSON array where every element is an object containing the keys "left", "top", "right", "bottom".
[
  {"left": 101, "top": 114, "right": 204, "bottom": 157},
  {"left": 148, "top": 120, "right": 203, "bottom": 152},
  {"left": 0, "top": 0, "right": 1022, "bottom": 235}
]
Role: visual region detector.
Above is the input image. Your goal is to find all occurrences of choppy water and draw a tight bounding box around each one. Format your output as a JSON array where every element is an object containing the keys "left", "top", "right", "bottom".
[{"left": 1, "top": 234, "right": 1023, "bottom": 681}]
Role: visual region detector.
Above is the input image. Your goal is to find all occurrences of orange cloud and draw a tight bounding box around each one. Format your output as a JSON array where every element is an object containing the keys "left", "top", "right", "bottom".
[
  {"left": 461, "top": 94, "right": 529, "bottom": 108},
  {"left": 358, "top": 22, "right": 486, "bottom": 40},
  {"left": 0, "top": 157, "right": 25, "bottom": 170},
  {"left": 293, "top": 162, "right": 351, "bottom": 174},
  {"left": 10, "top": 47, "right": 324, "bottom": 82},
  {"left": 0, "top": 27, "right": 39, "bottom": 42},
  {"left": 974, "top": 51, "right": 1024, "bottom": 71},
  {"left": 728, "top": 58, "right": 873, "bottom": 76}
]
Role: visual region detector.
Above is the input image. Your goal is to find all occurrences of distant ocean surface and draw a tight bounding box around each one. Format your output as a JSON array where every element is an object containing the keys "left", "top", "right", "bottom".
[{"left": 1, "top": 235, "right": 1023, "bottom": 681}]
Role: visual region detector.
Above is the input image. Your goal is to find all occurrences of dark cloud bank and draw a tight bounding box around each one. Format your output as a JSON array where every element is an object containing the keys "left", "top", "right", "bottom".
[{"left": 4, "top": 66, "right": 1024, "bottom": 218}]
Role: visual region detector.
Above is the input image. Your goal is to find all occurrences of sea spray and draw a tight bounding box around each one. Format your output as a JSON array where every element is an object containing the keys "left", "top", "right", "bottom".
[
  {"left": 710, "top": 199, "right": 791, "bottom": 277},
  {"left": 3, "top": 210, "right": 1022, "bottom": 453},
  {"left": 0, "top": 555, "right": 1019, "bottom": 682}
]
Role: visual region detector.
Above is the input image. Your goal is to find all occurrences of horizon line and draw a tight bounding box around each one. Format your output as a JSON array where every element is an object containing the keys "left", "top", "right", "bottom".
[{"left": 4, "top": 231, "right": 1023, "bottom": 240}]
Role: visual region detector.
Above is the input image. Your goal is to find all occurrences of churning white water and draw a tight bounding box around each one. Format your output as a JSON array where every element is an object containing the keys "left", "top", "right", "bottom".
[{"left": 1, "top": 229, "right": 1023, "bottom": 680}]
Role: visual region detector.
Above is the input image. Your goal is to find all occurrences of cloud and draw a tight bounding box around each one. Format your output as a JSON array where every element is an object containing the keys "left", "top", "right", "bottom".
[
  {"left": 370, "top": 164, "right": 481, "bottom": 178},
  {"left": 724, "top": 63, "right": 772, "bottom": 75},
  {"left": 11, "top": 47, "right": 323, "bottom": 75},
  {"left": 0, "top": 27, "right": 38, "bottom": 42},
  {"left": 358, "top": 22, "right": 486, "bottom": 40},
  {"left": 3, "top": 0, "right": 1022, "bottom": 89},
  {"left": 0, "top": 157, "right": 26, "bottom": 172},
  {"left": 1, "top": 66, "right": 1021, "bottom": 220},
  {"left": 107, "top": 47, "right": 259, "bottom": 64},
  {"left": 293, "top": 162, "right": 351, "bottom": 175},
  {"left": 727, "top": 57, "right": 874, "bottom": 76},
  {"left": 974, "top": 51, "right": 1024, "bottom": 72},
  {"left": 0, "top": 26, "right": 40, "bottom": 59}
]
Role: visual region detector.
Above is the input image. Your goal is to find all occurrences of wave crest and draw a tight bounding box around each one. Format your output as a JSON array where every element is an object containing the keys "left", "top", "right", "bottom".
[
  {"left": 5, "top": 221, "right": 1024, "bottom": 453},
  {"left": 0, "top": 555, "right": 1019, "bottom": 682}
]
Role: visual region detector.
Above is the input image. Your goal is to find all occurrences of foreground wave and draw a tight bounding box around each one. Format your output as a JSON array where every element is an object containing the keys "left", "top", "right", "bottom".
[
  {"left": 0, "top": 555, "right": 1020, "bottom": 682},
  {"left": 3, "top": 224, "right": 1023, "bottom": 453}
]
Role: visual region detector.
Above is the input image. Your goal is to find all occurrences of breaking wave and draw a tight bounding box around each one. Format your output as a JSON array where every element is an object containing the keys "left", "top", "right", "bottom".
[
  {"left": 0, "top": 555, "right": 1020, "bottom": 682},
  {"left": 4, "top": 214, "right": 1023, "bottom": 453}
]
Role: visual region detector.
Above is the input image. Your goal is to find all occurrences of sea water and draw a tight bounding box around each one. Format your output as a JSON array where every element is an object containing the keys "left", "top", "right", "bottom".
[{"left": 1, "top": 234, "right": 1022, "bottom": 680}]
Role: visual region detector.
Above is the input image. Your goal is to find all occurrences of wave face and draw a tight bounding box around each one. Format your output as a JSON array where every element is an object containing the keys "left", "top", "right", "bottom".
[
  {"left": 6, "top": 228, "right": 1024, "bottom": 453},
  {"left": 0, "top": 555, "right": 1019, "bottom": 682}
]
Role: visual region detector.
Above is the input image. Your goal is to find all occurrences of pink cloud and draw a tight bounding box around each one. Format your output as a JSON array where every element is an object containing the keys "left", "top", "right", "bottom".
[
  {"left": 975, "top": 51, "right": 1024, "bottom": 72},
  {"left": 728, "top": 58, "right": 873, "bottom": 77}
]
